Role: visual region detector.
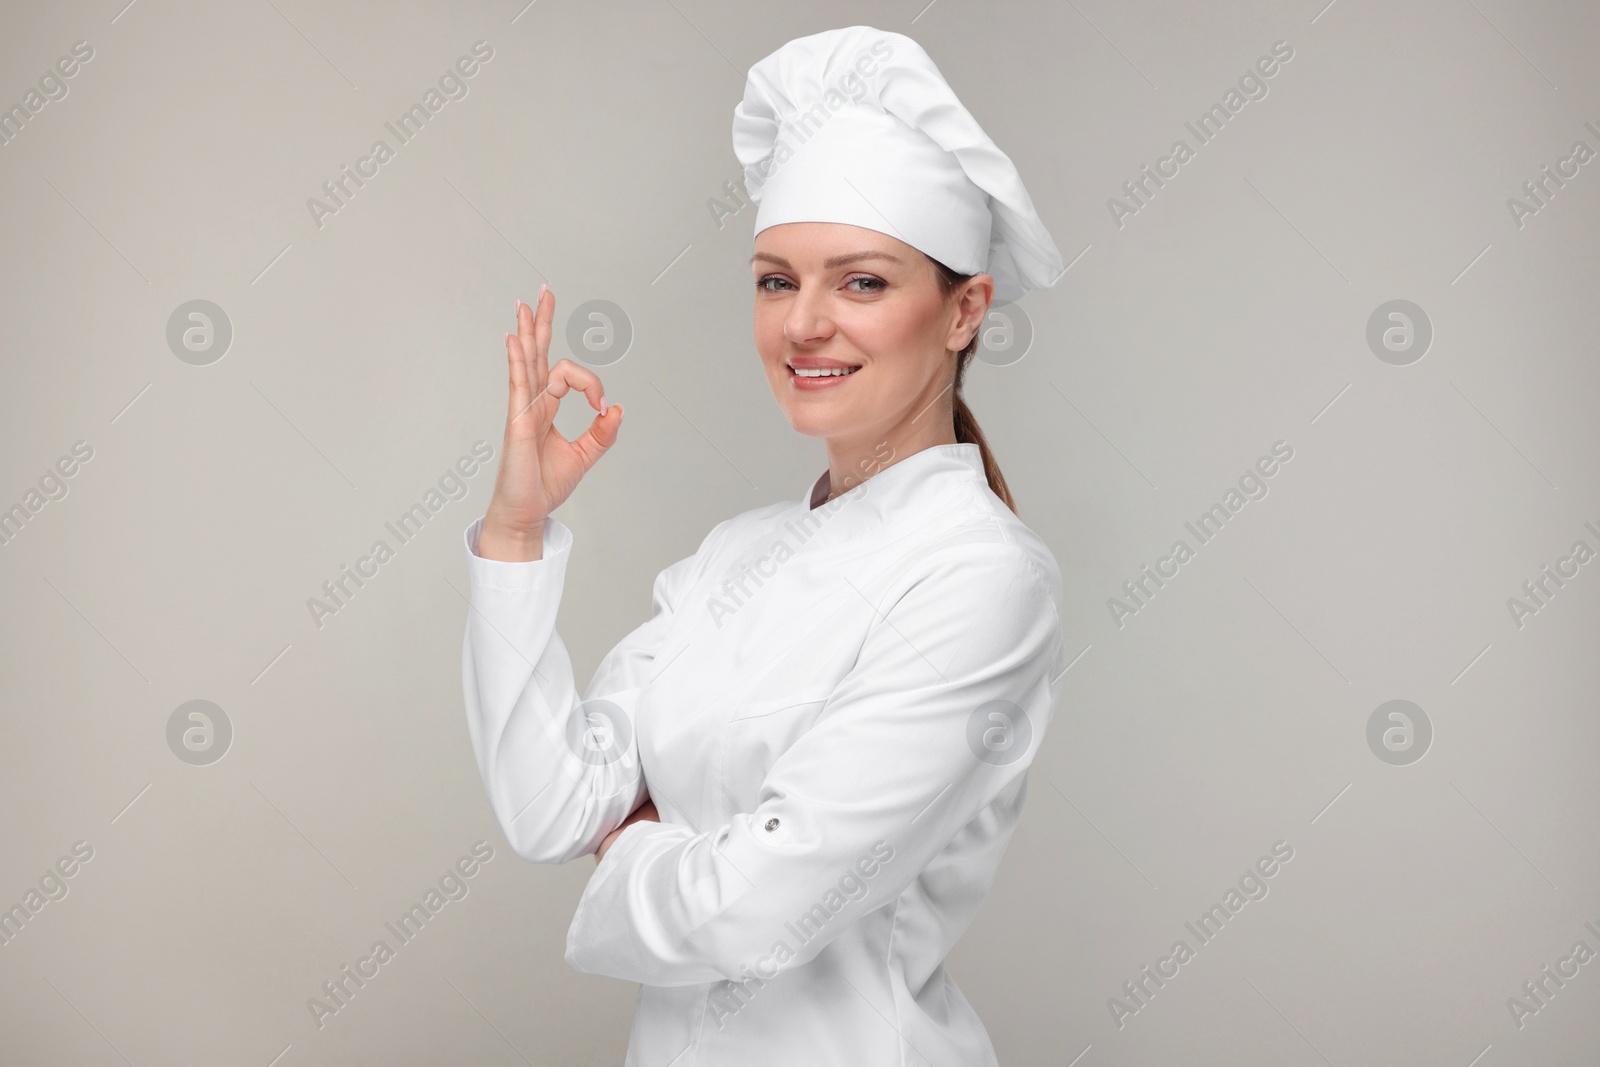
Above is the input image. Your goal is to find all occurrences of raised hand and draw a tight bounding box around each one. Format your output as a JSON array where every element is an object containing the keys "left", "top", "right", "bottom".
[{"left": 478, "top": 284, "right": 623, "bottom": 561}]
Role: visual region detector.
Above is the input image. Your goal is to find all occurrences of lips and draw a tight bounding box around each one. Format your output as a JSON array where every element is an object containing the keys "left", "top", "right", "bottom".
[
  {"left": 786, "top": 359, "right": 861, "bottom": 390},
  {"left": 790, "top": 365, "right": 859, "bottom": 378}
]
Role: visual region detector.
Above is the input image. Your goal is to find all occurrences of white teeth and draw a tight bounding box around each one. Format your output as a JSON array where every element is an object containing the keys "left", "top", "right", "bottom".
[{"left": 792, "top": 366, "right": 859, "bottom": 377}]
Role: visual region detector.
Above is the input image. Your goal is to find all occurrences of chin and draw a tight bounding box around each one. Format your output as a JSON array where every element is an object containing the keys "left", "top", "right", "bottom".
[
  {"left": 772, "top": 371, "right": 876, "bottom": 433},
  {"left": 779, "top": 405, "right": 841, "bottom": 439}
]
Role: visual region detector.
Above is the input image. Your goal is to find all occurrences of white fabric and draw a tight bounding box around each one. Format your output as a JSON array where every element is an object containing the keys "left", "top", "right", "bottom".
[
  {"left": 732, "top": 25, "right": 1064, "bottom": 305},
  {"left": 461, "top": 443, "right": 1065, "bottom": 1066}
]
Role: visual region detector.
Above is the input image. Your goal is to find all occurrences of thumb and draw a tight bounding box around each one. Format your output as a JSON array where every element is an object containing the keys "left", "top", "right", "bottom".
[{"left": 571, "top": 403, "right": 623, "bottom": 469}]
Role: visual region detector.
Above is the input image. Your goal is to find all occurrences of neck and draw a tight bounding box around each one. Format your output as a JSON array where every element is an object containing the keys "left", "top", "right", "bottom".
[{"left": 822, "top": 419, "right": 959, "bottom": 503}]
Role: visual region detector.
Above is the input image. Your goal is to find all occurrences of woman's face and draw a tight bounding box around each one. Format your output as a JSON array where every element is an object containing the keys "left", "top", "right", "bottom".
[{"left": 751, "top": 222, "right": 989, "bottom": 446}]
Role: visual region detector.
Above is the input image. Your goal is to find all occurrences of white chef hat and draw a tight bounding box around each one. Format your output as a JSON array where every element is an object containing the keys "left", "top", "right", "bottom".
[{"left": 732, "top": 25, "right": 1063, "bottom": 306}]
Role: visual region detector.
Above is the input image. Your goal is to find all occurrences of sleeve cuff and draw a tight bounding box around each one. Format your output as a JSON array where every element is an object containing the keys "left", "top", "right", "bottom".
[
  {"left": 564, "top": 819, "right": 703, "bottom": 976},
  {"left": 463, "top": 515, "right": 573, "bottom": 589}
]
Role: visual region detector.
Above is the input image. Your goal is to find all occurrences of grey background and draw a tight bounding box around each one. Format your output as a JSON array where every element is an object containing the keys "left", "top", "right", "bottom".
[{"left": 1, "top": 1, "right": 1596, "bottom": 1064}]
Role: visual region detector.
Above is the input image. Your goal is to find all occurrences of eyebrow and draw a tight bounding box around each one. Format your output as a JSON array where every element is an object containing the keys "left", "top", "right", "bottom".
[{"left": 750, "top": 250, "right": 905, "bottom": 270}]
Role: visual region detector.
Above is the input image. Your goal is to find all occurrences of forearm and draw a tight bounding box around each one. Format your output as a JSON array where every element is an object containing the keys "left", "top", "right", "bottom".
[{"left": 462, "top": 516, "right": 644, "bottom": 863}]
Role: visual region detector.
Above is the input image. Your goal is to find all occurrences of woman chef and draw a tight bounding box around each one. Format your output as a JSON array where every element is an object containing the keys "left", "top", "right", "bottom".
[{"left": 462, "top": 24, "right": 1067, "bottom": 1067}]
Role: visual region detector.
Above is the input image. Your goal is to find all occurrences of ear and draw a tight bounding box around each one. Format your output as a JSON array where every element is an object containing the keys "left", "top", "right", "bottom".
[{"left": 950, "top": 274, "right": 994, "bottom": 351}]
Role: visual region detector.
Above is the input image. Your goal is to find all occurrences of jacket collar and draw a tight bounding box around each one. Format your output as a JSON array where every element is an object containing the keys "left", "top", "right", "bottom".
[
  {"left": 646, "top": 443, "right": 993, "bottom": 685},
  {"left": 807, "top": 441, "right": 987, "bottom": 510}
]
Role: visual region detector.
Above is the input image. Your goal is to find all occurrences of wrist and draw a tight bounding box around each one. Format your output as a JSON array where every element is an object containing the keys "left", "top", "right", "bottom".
[{"left": 477, "top": 516, "right": 546, "bottom": 561}]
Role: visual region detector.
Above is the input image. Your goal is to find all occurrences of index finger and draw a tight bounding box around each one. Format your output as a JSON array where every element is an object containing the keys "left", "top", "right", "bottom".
[{"left": 525, "top": 281, "right": 552, "bottom": 394}]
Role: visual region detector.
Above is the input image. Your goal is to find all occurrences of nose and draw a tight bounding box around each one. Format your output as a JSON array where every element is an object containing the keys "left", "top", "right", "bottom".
[{"left": 782, "top": 284, "right": 835, "bottom": 346}]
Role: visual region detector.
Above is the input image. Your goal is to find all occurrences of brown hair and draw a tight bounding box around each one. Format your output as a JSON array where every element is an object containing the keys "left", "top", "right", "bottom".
[{"left": 930, "top": 257, "right": 1016, "bottom": 513}]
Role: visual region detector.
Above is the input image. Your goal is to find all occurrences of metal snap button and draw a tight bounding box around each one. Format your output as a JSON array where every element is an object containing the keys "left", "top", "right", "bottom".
[{"left": 765, "top": 817, "right": 779, "bottom": 832}]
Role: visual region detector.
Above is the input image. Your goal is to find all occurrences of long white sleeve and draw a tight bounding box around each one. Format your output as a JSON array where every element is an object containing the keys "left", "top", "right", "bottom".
[
  {"left": 460, "top": 514, "right": 702, "bottom": 865},
  {"left": 562, "top": 540, "right": 1064, "bottom": 987}
]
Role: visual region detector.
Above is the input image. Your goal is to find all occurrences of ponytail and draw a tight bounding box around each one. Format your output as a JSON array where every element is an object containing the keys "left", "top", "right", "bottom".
[{"left": 931, "top": 257, "right": 1016, "bottom": 514}]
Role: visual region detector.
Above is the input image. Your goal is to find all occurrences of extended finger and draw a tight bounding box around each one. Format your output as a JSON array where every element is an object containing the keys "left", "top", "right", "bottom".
[
  {"left": 505, "top": 329, "right": 531, "bottom": 404},
  {"left": 532, "top": 281, "right": 553, "bottom": 384},
  {"left": 516, "top": 297, "right": 540, "bottom": 397},
  {"left": 504, "top": 331, "right": 532, "bottom": 424}
]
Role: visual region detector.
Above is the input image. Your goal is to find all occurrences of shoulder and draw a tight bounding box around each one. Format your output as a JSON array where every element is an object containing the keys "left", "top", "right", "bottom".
[
  {"left": 871, "top": 504, "right": 1063, "bottom": 652},
  {"left": 911, "top": 480, "right": 1063, "bottom": 611}
]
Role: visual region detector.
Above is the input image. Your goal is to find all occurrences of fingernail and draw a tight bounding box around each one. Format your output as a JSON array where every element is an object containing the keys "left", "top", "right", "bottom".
[
  {"left": 538, "top": 281, "right": 547, "bottom": 302},
  {"left": 514, "top": 299, "right": 521, "bottom": 318},
  {"left": 600, "top": 393, "right": 608, "bottom": 414}
]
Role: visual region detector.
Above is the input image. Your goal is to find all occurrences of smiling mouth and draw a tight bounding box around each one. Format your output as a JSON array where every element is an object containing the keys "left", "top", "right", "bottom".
[{"left": 788, "top": 364, "right": 861, "bottom": 378}]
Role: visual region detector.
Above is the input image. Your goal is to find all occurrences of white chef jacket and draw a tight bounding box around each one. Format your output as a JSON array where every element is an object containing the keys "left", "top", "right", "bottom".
[{"left": 461, "top": 441, "right": 1065, "bottom": 1066}]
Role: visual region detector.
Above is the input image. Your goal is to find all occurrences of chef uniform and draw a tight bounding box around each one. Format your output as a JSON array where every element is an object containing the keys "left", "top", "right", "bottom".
[{"left": 462, "top": 24, "right": 1067, "bottom": 1067}]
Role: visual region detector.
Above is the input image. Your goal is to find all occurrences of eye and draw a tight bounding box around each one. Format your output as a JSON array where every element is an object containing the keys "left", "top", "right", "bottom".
[
  {"left": 756, "top": 275, "right": 795, "bottom": 293},
  {"left": 844, "top": 274, "right": 886, "bottom": 292}
]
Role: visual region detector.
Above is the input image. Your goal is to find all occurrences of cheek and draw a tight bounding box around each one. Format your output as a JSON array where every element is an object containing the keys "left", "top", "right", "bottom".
[
  {"left": 845, "top": 305, "right": 939, "bottom": 374},
  {"left": 751, "top": 300, "right": 784, "bottom": 351},
  {"left": 860, "top": 291, "right": 943, "bottom": 351},
  {"left": 751, "top": 305, "right": 790, "bottom": 386}
]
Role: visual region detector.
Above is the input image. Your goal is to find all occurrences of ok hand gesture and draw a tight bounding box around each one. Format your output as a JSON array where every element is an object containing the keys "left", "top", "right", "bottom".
[{"left": 478, "top": 284, "right": 623, "bottom": 561}]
